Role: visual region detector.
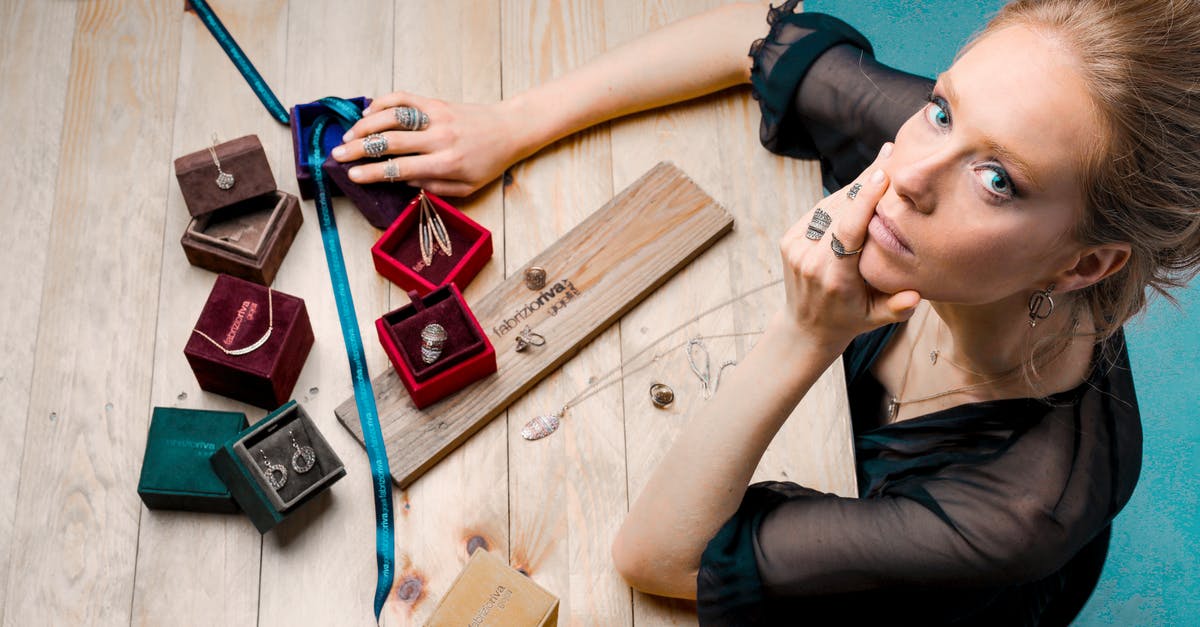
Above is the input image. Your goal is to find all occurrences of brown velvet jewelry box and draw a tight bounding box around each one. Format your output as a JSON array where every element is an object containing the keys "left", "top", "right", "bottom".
[
  {"left": 176, "top": 135, "right": 303, "bottom": 286},
  {"left": 184, "top": 274, "right": 314, "bottom": 409}
]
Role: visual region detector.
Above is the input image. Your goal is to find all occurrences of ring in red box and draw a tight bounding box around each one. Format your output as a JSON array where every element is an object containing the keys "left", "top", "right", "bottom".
[
  {"left": 181, "top": 191, "right": 303, "bottom": 286},
  {"left": 290, "top": 97, "right": 369, "bottom": 199},
  {"left": 376, "top": 285, "right": 497, "bottom": 408},
  {"left": 371, "top": 192, "right": 493, "bottom": 296},
  {"left": 321, "top": 156, "right": 419, "bottom": 230},
  {"left": 185, "top": 275, "right": 314, "bottom": 409}
]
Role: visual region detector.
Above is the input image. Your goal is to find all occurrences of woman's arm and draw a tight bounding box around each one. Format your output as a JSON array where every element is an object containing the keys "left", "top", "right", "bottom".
[
  {"left": 612, "top": 145, "right": 920, "bottom": 599},
  {"left": 334, "top": 2, "right": 772, "bottom": 195}
]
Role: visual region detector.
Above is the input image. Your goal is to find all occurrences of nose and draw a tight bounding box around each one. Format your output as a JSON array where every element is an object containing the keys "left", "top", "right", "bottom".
[{"left": 889, "top": 142, "right": 955, "bottom": 215}]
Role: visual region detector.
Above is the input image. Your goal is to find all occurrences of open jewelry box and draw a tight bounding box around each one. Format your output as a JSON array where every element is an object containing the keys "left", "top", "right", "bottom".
[
  {"left": 371, "top": 191, "right": 493, "bottom": 295},
  {"left": 184, "top": 274, "right": 314, "bottom": 409},
  {"left": 176, "top": 135, "right": 303, "bottom": 286},
  {"left": 210, "top": 400, "right": 345, "bottom": 534},
  {"left": 376, "top": 284, "right": 497, "bottom": 408},
  {"left": 290, "top": 96, "right": 369, "bottom": 199}
]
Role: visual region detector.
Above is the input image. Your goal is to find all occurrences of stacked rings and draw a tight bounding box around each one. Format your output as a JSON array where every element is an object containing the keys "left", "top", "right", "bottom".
[
  {"left": 362, "top": 133, "right": 388, "bottom": 158},
  {"left": 394, "top": 106, "right": 430, "bottom": 131},
  {"left": 806, "top": 208, "right": 832, "bottom": 241},
  {"left": 419, "top": 323, "right": 448, "bottom": 364}
]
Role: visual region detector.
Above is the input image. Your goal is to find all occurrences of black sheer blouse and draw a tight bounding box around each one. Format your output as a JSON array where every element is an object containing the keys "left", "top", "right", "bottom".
[{"left": 696, "top": 4, "right": 1144, "bottom": 626}]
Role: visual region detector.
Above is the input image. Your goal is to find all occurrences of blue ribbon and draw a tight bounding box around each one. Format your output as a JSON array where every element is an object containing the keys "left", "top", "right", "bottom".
[
  {"left": 307, "top": 103, "right": 396, "bottom": 620},
  {"left": 187, "top": 0, "right": 290, "bottom": 125}
]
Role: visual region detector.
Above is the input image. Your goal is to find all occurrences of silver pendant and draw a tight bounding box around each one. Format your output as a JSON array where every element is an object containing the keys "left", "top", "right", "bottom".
[
  {"left": 929, "top": 349, "right": 939, "bottom": 365},
  {"left": 216, "top": 170, "right": 235, "bottom": 190},
  {"left": 521, "top": 411, "right": 562, "bottom": 440},
  {"left": 887, "top": 397, "right": 900, "bottom": 421}
]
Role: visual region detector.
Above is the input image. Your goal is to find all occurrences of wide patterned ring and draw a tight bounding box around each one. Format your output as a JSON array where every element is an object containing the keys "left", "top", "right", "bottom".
[{"left": 362, "top": 133, "right": 388, "bottom": 158}]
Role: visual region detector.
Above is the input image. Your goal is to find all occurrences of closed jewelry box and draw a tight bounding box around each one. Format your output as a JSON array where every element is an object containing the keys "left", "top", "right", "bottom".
[
  {"left": 321, "top": 156, "right": 419, "bottom": 230},
  {"left": 184, "top": 274, "right": 314, "bottom": 409},
  {"left": 174, "top": 135, "right": 277, "bottom": 217},
  {"left": 136, "top": 407, "right": 249, "bottom": 513},
  {"left": 371, "top": 191, "right": 493, "bottom": 296},
  {"left": 289, "top": 96, "right": 369, "bottom": 200},
  {"left": 426, "top": 549, "right": 559, "bottom": 627},
  {"left": 210, "top": 401, "right": 346, "bottom": 534},
  {"left": 377, "top": 284, "right": 497, "bottom": 409}
]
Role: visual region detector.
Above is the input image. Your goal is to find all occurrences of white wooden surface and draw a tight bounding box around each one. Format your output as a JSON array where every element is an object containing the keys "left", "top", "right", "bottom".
[{"left": 0, "top": 1, "right": 856, "bottom": 625}]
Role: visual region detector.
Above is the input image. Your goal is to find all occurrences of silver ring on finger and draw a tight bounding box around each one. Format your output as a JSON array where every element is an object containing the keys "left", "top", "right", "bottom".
[
  {"left": 362, "top": 133, "right": 388, "bottom": 158},
  {"left": 846, "top": 183, "right": 863, "bottom": 200},
  {"left": 384, "top": 158, "right": 399, "bottom": 183},
  {"left": 830, "top": 233, "right": 864, "bottom": 258},
  {"left": 394, "top": 106, "right": 430, "bottom": 131},
  {"left": 806, "top": 208, "right": 832, "bottom": 241}
]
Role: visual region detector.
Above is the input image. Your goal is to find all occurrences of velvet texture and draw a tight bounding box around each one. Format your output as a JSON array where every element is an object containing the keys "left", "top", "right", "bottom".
[
  {"left": 321, "top": 156, "right": 419, "bottom": 229},
  {"left": 376, "top": 284, "right": 497, "bottom": 408},
  {"left": 184, "top": 275, "right": 314, "bottom": 408},
  {"left": 175, "top": 135, "right": 277, "bottom": 217},
  {"left": 289, "top": 97, "right": 369, "bottom": 199},
  {"left": 137, "top": 407, "right": 248, "bottom": 513},
  {"left": 371, "top": 192, "right": 493, "bottom": 295},
  {"left": 181, "top": 191, "right": 303, "bottom": 285},
  {"left": 210, "top": 401, "right": 346, "bottom": 534}
]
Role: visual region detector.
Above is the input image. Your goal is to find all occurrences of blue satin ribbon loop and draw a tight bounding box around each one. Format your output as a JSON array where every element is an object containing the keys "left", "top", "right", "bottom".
[{"left": 187, "top": 0, "right": 290, "bottom": 125}]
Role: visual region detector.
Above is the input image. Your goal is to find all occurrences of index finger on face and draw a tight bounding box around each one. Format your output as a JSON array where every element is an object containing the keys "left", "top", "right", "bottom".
[{"left": 831, "top": 142, "right": 892, "bottom": 250}]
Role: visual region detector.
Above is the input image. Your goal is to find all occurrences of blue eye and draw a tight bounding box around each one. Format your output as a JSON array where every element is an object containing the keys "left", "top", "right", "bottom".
[
  {"left": 977, "top": 166, "right": 1015, "bottom": 199},
  {"left": 925, "top": 95, "right": 951, "bottom": 129}
]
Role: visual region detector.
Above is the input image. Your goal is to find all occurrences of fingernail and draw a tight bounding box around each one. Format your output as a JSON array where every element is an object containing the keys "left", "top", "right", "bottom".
[
  {"left": 880, "top": 142, "right": 893, "bottom": 157},
  {"left": 870, "top": 169, "right": 885, "bottom": 184},
  {"left": 348, "top": 167, "right": 363, "bottom": 181},
  {"left": 342, "top": 131, "right": 352, "bottom": 141},
  {"left": 332, "top": 146, "right": 346, "bottom": 159}
]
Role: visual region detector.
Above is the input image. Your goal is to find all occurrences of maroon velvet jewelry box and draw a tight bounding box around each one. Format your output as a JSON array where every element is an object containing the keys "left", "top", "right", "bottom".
[
  {"left": 174, "top": 135, "right": 277, "bottom": 217},
  {"left": 371, "top": 192, "right": 493, "bottom": 296},
  {"left": 321, "top": 156, "right": 419, "bottom": 230},
  {"left": 376, "top": 284, "right": 497, "bottom": 409},
  {"left": 185, "top": 274, "right": 314, "bottom": 409}
]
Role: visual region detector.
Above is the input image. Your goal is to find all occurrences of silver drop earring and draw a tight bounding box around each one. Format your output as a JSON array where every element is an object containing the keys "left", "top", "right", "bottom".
[
  {"left": 290, "top": 430, "right": 315, "bottom": 474},
  {"left": 1028, "top": 283, "right": 1056, "bottom": 327},
  {"left": 259, "top": 449, "right": 287, "bottom": 490}
]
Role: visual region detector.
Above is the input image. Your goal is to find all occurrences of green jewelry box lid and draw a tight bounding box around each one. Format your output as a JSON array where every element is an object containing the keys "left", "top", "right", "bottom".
[
  {"left": 211, "top": 400, "right": 346, "bottom": 534},
  {"left": 137, "top": 407, "right": 249, "bottom": 513}
]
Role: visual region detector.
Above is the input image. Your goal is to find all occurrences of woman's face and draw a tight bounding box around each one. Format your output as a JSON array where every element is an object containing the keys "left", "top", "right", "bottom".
[{"left": 860, "top": 24, "right": 1103, "bottom": 304}]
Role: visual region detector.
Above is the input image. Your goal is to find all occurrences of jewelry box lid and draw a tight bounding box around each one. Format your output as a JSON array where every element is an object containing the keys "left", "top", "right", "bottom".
[{"left": 174, "top": 134, "right": 278, "bottom": 217}]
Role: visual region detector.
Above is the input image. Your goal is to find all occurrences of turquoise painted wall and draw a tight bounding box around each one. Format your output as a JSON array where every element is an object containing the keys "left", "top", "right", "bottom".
[{"left": 806, "top": 1, "right": 1200, "bottom": 623}]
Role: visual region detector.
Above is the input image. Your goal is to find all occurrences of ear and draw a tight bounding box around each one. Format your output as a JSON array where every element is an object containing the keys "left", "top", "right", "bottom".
[{"left": 1054, "top": 242, "right": 1131, "bottom": 292}]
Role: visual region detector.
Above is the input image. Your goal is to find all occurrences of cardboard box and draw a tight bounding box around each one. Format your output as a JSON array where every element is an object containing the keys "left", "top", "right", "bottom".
[
  {"left": 321, "top": 156, "right": 419, "bottom": 230},
  {"left": 371, "top": 191, "right": 492, "bottom": 296},
  {"left": 376, "top": 284, "right": 497, "bottom": 409},
  {"left": 185, "top": 275, "right": 314, "bottom": 409},
  {"left": 210, "top": 401, "right": 346, "bottom": 534},
  {"left": 426, "top": 549, "right": 559, "bottom": 627},
  {"left": 289, "top": 97, "right": 369, "bottom": 199},
  {"left": 137, "top": 407, "right": 249, "bottom": 513}
]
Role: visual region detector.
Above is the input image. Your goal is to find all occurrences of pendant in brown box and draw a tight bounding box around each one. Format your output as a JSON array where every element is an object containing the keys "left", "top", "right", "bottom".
[
  {"left": 185, "top": 275, "right": 314, "bottom": 409},
  {"left": 174, "top": 135, "right": 278, "bottom": 217}
]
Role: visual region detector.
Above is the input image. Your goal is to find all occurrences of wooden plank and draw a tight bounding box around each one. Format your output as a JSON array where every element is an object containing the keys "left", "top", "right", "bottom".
[
  {"left": 129, "top": 1, "right": 289, "bottom": 624},
  {"left": 379, "top": 0, "right": 507, "bottom": 625},
  {"left": 0, "top": 0, "right": 78, "bottom": 622},
  {"left": 1, "top": 0, "right": 181, "bottom": 623}
]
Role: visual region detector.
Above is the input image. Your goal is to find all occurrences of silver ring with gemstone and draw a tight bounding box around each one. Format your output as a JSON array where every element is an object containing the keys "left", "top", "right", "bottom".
[{"left": 362, "top": 133, "right": 388, "bottom": 158}]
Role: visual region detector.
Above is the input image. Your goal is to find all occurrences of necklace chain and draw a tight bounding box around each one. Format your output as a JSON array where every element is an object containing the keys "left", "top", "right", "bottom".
[{"left": 191, "top": 288, "right": 275, "bottom": 356}]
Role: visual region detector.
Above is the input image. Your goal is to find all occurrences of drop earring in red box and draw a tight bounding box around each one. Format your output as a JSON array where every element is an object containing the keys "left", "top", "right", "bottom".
[
  {"left": 371, "top": 191, "right": 492, "bottom": 296},
  {"left": 376, "top": 284, "right": 497, "bottom": 409}
]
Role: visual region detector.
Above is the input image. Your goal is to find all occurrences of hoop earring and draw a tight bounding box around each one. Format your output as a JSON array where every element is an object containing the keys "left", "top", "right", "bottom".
[{"left": 1028, "top": 283, "right": 1055, "bottom": 327}]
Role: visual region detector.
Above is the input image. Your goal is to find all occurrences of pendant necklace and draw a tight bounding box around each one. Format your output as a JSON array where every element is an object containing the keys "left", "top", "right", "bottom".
[
  {"left": 190, "top": 289, "right": 274, "bottom": 356},
  {"left": 521, "top": 280, "right": 783, "bottom": 441}
]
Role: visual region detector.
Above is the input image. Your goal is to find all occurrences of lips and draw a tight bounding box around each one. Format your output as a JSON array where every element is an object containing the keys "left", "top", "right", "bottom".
[{"left": 868, "top": 211, "right": 913, "bottom": 256}]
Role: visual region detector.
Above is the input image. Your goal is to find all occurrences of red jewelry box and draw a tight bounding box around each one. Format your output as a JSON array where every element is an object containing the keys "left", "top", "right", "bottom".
[
  {"left": 185, "top": 274, "right": 314, "bottom": 409},
  {"left": 371, "top": 192, "right": 492, "bottom": 296},
  {"left": 321, "top": 156, "right": 419, "bottom": 230},
  {"left": 376, "top": 284, "right": 497, "bottom": 409}
]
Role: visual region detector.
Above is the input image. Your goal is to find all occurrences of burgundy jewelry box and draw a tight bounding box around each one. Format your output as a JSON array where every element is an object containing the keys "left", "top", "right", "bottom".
[
  {"left": 290, "top": 97, "right": 369, "bottom": 200},
  {"left": 322, "top": 156, "right": 420, "bottom": 230},
  {"left": 185, "top": 274, "right": 314, "bottom": 409},
  {"left": 174, "top": 135, "right": 277, "bottom": 217},
  {"left": 181, "top": 191, "right": 303, "bottom": 286},
  {"left": 371, "top": 192, "right": 493, "bottom": 296},
  {"left": 376, "top": 284, "right": 497, "bottom": 409}
]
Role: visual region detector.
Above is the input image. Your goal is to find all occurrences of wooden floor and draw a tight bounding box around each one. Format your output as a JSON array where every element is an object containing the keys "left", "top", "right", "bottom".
[{"left": 0, "top": 1, "right": 857, "bottom": 625}]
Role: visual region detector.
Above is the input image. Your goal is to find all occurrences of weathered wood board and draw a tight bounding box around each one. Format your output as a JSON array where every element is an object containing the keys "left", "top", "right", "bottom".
[{"left": 337, "top": 162, "right": 734, "bottom": 488}]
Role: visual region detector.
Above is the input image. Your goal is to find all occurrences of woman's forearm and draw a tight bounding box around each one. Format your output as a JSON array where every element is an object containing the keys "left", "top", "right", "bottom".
[
  {"left": 503, "top": 2, "right": 770, "bottom": 162},
  {"left": 612, "top": 312, "right": 843, "bottom": 598}
]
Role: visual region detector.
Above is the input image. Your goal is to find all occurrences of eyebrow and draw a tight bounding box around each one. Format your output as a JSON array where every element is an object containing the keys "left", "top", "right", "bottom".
[{"left": 938, "top": 73, "right": 1043, "bottom": 192}]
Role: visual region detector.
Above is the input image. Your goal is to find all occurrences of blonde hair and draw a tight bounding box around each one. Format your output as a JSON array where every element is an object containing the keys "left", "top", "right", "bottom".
[{"left": 981, "top": 0, "right": 1200, "bottom": 340}]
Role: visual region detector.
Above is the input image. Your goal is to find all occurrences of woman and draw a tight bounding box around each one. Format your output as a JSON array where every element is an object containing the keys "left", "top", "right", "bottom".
[{"left": 335, "top": 1, "right": 1200, "bottom": 624}]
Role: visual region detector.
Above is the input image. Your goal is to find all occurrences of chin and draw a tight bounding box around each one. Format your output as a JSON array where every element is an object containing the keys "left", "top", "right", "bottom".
[{"left": 859, "top": 246, "right": 918, "bottom": 295}]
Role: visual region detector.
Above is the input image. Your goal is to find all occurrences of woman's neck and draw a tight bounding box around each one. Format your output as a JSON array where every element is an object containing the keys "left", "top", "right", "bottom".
[{"left": 928, "top": 292, "right": 1082, "bottom": 378}]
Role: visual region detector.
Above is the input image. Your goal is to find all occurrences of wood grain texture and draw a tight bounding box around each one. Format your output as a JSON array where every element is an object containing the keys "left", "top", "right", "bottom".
[
  {"left": 129, "top": 1, "right": 289, "bottom": 624},
  {"left": 0, "top": 1, "right": 77, "bottom": 623},
  {"left": 338, "top": 163, "right": 733, "bottom": 486},
  {"left": 1, "top": 0, "right": 181, "bottom": 624}
]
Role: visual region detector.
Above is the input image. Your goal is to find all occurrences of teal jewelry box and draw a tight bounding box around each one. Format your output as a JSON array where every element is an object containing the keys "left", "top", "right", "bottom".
[
  {"left": 137, "top": 407, "right": 249, "bottom": 513},
  {"left": 210, "top": 400, "right": 346, "bottom": 534}
]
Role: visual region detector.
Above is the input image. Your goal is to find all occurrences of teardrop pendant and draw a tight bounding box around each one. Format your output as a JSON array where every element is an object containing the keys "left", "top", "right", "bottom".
[
  {"left": 929, "top": 349, "right": 939, "bottom": 365},
  {"left": 521, "top": 411, "right": 562, "bottom": 441}
]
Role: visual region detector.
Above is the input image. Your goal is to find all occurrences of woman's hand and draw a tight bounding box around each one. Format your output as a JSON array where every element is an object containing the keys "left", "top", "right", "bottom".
[
  {"left": 778, "top": 142, "right": 921, "bottom": 351},
  {"left": 331, "top": 91, "right": 528, "bottom": 197}
]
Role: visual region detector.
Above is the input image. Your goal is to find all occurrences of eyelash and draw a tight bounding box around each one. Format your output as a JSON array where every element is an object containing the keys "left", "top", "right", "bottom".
[{"left": 923, "top": 92, "right": 1020, "bottom": 202}]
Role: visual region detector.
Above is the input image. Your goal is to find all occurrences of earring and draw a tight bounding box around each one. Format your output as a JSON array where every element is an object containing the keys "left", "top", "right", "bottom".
[
  {"left": 259, "top": 449, "right": 287, "bottom": 490},
  {"left": 1028, "top": 283, "right": 1056, "bottom": 327},
  {"left": 290, "top": 430, "right": 316, "bottom": 474},
  {"left": 514, "top": 326, "right": 546, "bottom": 352}
]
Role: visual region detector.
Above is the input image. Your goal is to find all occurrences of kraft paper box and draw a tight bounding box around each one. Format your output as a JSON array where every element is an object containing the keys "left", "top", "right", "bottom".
[
  {"left": 137, "top": 407, "right": 249, "bottom": 513},
  {"left": 426, "top": 549, "right": 559, "bottom": 627},
  {"left": 210, "top": 401, "right": 346, "bottom": 534},
  {"left": 371, "top": 191, "right": 492, "bottom": 296}
]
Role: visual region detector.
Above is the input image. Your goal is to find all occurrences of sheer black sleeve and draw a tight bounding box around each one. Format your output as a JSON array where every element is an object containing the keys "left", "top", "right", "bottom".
[{"left": 749, "top": 2, "right": 935, "bottom": 189}]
